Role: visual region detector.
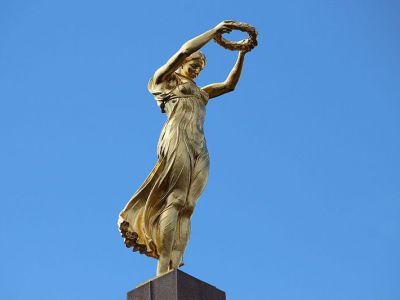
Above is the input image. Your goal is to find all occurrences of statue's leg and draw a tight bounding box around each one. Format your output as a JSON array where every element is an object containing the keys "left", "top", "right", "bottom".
[
  {"left": 170, "top": 153, "right": 210, "bottom": 269},
  {"left": 157, "top": 191, "right": 187, "bottom": 275},
  {"left": 170, "top": 212, "right": 191, "bottom": 269}
]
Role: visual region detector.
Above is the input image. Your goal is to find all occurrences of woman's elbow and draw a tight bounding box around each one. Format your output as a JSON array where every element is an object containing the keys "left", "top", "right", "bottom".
[{"left": 224, "top": 83, "right": 235, "bottom": 93}]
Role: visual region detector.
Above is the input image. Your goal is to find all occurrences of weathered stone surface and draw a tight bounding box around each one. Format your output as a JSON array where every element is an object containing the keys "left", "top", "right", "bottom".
[{"left": 127, "top": 270, "right": 226, "bottom": 300}]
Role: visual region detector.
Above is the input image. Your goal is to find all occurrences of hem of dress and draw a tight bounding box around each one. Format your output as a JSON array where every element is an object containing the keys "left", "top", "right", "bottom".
[{"left": 119, "top": 220, "right": 159, "bottom": 259}]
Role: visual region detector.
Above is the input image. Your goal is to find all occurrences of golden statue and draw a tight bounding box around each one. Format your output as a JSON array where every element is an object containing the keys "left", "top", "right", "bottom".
[{"left": 118, "top": 21, "right": 257, "bottom": 276}]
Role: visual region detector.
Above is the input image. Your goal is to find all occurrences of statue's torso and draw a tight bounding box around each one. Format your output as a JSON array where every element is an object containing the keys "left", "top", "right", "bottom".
[{"left": 156, "top": 74, "right": 209, "bottom": 159}]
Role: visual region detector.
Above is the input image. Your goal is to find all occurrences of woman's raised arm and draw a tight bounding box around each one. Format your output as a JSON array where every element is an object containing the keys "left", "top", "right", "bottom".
[
  {"left": 152, "top": 21, "right": 233, "bottom": 85},
  {"left": 202, "top": 50, "right": 246, "bottom": 99}
]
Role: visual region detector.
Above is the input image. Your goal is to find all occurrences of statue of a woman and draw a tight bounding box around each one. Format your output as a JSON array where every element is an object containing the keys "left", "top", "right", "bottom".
[{"left": 118, "top": 21, "right": 252, "bottom": 276}]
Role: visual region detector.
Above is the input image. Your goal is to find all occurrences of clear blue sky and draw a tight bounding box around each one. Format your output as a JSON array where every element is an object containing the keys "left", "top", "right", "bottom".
[{"left": 1, "top": 1, "right": 399, "bottom": 299}]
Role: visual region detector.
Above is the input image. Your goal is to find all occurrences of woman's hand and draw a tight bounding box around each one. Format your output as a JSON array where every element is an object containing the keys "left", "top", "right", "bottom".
[
  {"left": 202, "top": 45, "right": 247, "bottom": 99},
  {"left": 214, "top": 20, "right": 234, "bottom": 34}
]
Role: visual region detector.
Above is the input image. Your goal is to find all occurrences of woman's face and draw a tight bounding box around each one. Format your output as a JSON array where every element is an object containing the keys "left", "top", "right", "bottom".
[{"left": 180, "top": 58, "right": 204, "bottom": 79}]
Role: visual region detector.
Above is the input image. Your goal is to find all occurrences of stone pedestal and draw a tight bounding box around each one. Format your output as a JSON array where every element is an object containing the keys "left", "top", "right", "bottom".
[{"left": 127, "top": 269, "right": 226, "bottom": 300}]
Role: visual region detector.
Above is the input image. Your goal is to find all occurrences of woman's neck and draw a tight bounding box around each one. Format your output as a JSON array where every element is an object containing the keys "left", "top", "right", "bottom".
[{"left": 176, "top": 72, "right": 195, "bottom": 82}]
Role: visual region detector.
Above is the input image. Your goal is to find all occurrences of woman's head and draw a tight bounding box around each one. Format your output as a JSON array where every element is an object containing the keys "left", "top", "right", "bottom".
[{"left": 178, "top": 51, "right": 206, "bottom": 79}]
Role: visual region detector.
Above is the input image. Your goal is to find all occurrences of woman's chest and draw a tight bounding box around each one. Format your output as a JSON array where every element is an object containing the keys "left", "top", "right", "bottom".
[{"left": 174, "top": 81, "right": 209, "bottom": 103}]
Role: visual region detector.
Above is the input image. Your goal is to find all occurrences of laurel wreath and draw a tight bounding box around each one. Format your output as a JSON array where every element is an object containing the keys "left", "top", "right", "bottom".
[{"left": 214, "top": 21, "right": 258, "bottom": 52}]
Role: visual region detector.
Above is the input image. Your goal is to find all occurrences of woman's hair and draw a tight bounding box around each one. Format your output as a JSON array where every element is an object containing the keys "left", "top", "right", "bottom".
[{"left": 184, "top": 51, "right": 206, "bottom": 67}]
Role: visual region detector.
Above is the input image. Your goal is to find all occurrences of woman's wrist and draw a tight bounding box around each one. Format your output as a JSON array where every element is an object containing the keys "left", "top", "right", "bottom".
[{"left": 211, "top": 27, "right": 219, "bottom": 36}]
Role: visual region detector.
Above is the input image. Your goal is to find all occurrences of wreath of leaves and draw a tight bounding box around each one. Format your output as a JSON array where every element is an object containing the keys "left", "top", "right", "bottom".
[{"left": 214, "top": 21, "right": 258, "bottom": 52}]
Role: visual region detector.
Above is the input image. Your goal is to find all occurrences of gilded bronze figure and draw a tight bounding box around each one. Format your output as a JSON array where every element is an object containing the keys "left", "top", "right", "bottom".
[{"left": 118, "top": 20, "right": 257, "bottom": 276}]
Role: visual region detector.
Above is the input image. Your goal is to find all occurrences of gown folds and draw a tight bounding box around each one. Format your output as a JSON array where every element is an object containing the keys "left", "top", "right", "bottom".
[{"left": 118, "top": 73, "right": 210, "bottom": 259}]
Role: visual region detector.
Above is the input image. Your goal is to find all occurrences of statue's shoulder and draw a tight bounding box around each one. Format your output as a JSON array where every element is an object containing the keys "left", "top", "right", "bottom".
[
  {"left": 148, "top": 73, "right": 181, "bottom": 113},
  {"left": 148, "top": 73, "right": 179, "bottom": 96}
]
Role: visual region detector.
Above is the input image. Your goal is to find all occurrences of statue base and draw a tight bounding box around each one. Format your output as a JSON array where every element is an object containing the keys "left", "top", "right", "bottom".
[{"left": 127, "top": 269, "right": 226, "bottom": 300}]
